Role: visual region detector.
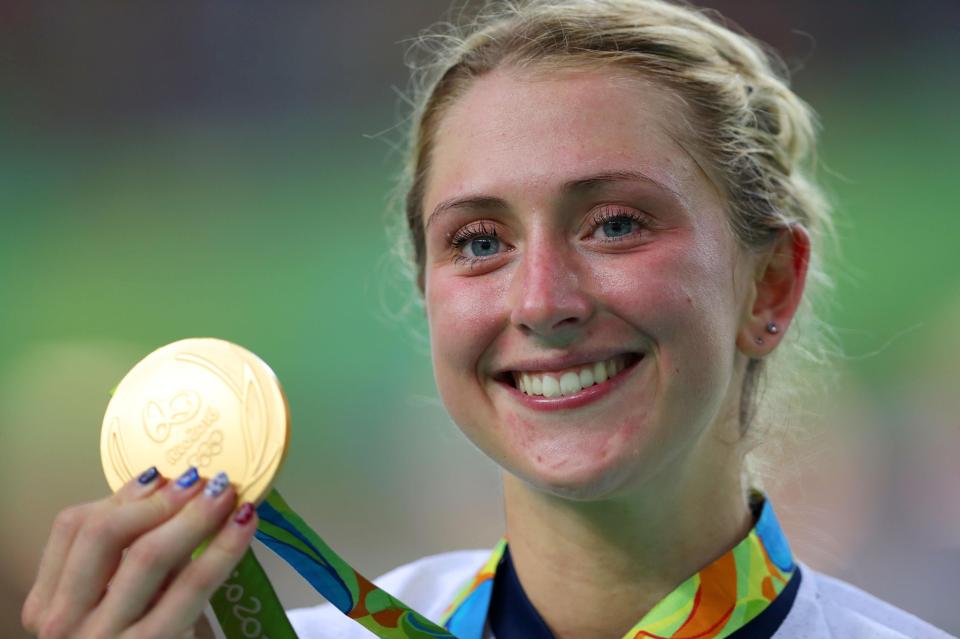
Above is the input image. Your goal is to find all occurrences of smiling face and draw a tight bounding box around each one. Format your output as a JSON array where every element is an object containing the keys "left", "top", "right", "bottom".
[{"left": 421, "top": 65, "right": 759, "bottom": 501}]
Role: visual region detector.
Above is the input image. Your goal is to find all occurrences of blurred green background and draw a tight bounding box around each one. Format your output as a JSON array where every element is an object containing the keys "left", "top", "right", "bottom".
[{"left": 1, "top": 1, "right": 958, "bottom": 636}]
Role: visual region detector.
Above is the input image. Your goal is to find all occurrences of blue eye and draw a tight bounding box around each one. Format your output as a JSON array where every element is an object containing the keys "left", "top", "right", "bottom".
[
  {"left": 450, "top": 221, "right": 504, "bottom": 264},
  {"left": 601, "top": 217, "right": 635, "bottom": 238},
  {"left": 591, "top": 210, "right": 649, "bottom": 242},
  {"left": 467, "top": 236, "right": 501, "bottom": 257}
]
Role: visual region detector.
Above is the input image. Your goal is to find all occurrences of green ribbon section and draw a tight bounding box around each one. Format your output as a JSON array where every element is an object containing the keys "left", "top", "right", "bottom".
[
  {"left": 209, "top": 548, "right": 299, "bottom": 639},
  {"left": 199, "top": 489, "right": 458, "bottom": 638},
  {"left": 254, "top": 489, "right": 459, "bottom": 639}
]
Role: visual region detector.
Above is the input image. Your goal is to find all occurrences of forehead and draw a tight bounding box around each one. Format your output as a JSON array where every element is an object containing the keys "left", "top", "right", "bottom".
[{"left": 425, "top": 65, "right": 713, "bottom": 214}]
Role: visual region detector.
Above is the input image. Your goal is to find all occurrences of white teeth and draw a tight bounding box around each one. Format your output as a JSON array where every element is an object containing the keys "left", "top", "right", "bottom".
[
  {"left": 579, "top": 368, "right": 594, "bottom": 388},
  {"left": 593, "top": 361, "right": 608, "bottom": 384},
  {"left": 512, "top": 354, "right": 636, "bottom": 397},
  {"left": 530, "top": 375, "right": 543, "bottom": 395},
  {"left": 559, "top": 372, "right": 581, "bottom": 396},
  {"left": 541, "top": 375, "right": 561, "bottom": 398}
]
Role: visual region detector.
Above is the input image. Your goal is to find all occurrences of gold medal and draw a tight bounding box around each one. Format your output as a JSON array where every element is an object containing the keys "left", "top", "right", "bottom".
[{"left": 100, "top": 338, "right": 290, "bottom": 504}]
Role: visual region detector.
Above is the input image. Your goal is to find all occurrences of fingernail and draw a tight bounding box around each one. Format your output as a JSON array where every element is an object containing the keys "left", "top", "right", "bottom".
[
  {"left": 176, "top": 466, "right": 200, "bottom": 489},
  {"left": 234, "top": 502, "right": 255, "bottom": 525},
  {"left": 204, "top": 471, "right": 230, "bottom": 498},
  {"left": 138, "top": 466, "right": 159, "bottom": 485}
]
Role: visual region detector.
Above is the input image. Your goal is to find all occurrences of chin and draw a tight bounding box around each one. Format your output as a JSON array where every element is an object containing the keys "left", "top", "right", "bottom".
[{"left": 508, "top": 451, "right": 647, "bottom": 502}]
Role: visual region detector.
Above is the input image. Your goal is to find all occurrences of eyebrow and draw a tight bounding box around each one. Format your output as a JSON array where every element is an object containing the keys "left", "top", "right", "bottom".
[{"left": 424, "top": 169, "right": 682, "bottom": 229}]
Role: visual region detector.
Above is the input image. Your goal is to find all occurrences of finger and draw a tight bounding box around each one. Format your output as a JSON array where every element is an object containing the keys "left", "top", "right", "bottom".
[
  {"left": 128, "top": 501, "right": 258, "bottom": 639},
  {"left": 42, "top": 466, "right": 203, "bottom": 637},
  {"left": 92, "top": 471, "right": 238, "bottom": 633},
  {"left": 144, "top": 553, "right": 191, "bottom": 610},
  {"left": 23, "top": 466, "right": 165, "bottom": 634},
  {"left": 22, "top": 501, "right": 96, "bottom": 633},
  {"left": 114, "top": 465, "right": 167, "bottom": 504}
]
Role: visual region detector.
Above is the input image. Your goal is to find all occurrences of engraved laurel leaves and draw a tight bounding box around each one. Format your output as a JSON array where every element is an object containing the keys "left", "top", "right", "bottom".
[{"left": 107, "top": 416, "right": 135, "bottom": 481}]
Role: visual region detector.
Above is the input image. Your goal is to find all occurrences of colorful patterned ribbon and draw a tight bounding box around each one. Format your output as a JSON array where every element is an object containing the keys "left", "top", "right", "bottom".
[
  {"left": 208, "top": 488, "right": 794, "bottom": 639},
  {"left": 208, "top": 489, "right": 459, "bottom": 638},
  {"left": 439, "top": 489, "right": 797, "bottom": 639}
]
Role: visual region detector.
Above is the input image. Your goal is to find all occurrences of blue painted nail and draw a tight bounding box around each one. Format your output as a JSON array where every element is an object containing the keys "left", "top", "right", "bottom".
[
  {"left": 204, "top": 471, "right": 230, "bottom": 498},
  {"left": 176, "top": 466, "right": 199, "bottom": 489},
  {"left": 138, "top": 466, "right": 159, "bottom": 485}
]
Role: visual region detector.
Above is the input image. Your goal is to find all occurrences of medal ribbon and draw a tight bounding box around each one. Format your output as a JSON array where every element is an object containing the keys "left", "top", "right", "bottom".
[
  {"left": 439, "top": 489, "right": 798, "bottom": 639},
  {"left": 206, "top": 489, "right": 459, "bottom": 639},
  {"left": 209, "top": 547, "right": 298, "bottom": 639}
]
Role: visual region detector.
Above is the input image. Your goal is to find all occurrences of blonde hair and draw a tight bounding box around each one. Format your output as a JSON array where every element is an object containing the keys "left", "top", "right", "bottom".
[{"left": 395, "top": 0, "right": 835, "bottom": 489}]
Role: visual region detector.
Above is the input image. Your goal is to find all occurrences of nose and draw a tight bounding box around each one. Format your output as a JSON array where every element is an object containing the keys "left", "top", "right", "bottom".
[{"left": 509, "top": 239, "right": 593, "bottom": 340}]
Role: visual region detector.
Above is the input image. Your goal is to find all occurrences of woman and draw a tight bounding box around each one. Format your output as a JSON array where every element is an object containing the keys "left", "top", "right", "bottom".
[{"left": 21, "top": 1, "right": 955, "bottom": 638}]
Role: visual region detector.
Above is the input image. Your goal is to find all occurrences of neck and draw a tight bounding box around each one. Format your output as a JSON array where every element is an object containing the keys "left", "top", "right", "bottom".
[{"left": 501, "top": 441, "right": 752, "bottom": 639}]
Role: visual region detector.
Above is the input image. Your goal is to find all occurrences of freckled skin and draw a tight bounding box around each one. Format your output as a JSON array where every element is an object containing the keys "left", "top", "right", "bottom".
[{"left": 422, "top": 66, "right": 758, "bottom": 502}]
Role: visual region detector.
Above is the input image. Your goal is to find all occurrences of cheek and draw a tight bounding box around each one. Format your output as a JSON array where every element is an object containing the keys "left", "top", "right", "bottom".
[
  {"left": 425, "top": 271, "right": 506, "bottom": 379},
  {"left": 595, "top": 249, "right": 723, "bottom": 335},
  {"left": 595, "top": 244, "right": 739, "bottom": 388}
]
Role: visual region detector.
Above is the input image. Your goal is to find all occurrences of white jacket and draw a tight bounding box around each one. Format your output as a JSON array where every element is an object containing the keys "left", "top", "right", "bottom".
[{"left": 287, "top": 549, "right": 956, "bottom": 639}]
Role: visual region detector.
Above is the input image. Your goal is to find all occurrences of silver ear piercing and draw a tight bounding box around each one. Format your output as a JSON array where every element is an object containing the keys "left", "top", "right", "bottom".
[{"left": 755, "top": 321, "right": 779, "bottom": 346}]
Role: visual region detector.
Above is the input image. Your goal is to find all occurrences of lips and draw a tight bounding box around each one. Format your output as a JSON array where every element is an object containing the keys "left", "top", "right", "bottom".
[
  {"left": 492, "top": 352, "right": 644, "bottom": 411},
  {"left": 495, "top": 352, "right": 644, "bottom": 398}
]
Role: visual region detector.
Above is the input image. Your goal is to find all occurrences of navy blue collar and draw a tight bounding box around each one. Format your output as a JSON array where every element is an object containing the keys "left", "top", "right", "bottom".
[
  {"left": 488, "top": 543, "right": 555, "bottom": 639},
  {"left": 487, "top": 540, "right": 802, "bottom": 639}
]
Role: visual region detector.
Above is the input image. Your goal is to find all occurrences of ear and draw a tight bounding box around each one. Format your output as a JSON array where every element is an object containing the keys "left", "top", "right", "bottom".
[{"left": 736, "top": 225, "right": 811, "bottom": 357}]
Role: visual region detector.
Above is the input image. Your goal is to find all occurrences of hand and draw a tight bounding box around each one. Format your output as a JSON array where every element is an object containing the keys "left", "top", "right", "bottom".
[{"left": 21, "top": 466, "right": 258, "bottom": 638}]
